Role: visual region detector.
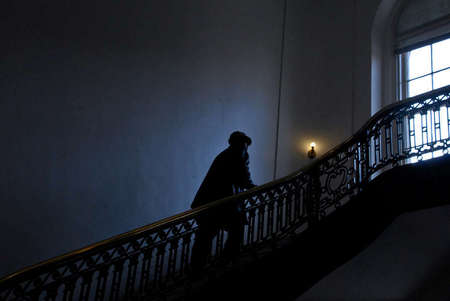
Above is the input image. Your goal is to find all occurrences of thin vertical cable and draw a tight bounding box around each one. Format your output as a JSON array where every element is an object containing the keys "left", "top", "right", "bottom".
[
  {"left": 351, "top": 0, "right": 356, "bottom": 133},
  {"left": 273, "top": 0, "right": 288, "bottom": 180}
]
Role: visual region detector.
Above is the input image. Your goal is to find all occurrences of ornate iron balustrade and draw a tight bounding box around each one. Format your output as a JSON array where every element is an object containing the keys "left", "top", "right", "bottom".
[{"left": 1, "top": 85, "right": 449, "bottom": 301}]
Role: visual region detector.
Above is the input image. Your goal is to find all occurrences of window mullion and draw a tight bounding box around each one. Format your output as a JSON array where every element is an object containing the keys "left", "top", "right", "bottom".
[{"left": 400, "top": 53, "right": 409, "bottom": 100}]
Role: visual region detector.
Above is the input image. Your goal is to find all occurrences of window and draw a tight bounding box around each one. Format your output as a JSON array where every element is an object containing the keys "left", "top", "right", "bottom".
[
  {"left": 397, "top": 37, "right": 450, "bottom": 100},
  {"left": 397, "top": 36, "right": 450, "bottom": 162}
]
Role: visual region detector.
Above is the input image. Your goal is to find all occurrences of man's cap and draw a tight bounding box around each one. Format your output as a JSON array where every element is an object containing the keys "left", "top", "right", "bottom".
[{"left": 228, "top": 131, "right": 252, "bottom": 146}]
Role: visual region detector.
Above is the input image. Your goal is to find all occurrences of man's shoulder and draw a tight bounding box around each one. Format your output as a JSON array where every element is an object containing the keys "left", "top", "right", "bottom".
[
  {"left": 214, "top": 148, "right": 231, "bottom": 160},
  {"left": 215, "top": 148, "right": 249, "bottom": 166},
  {"left": 210, "top": 148, "right": 236, "bottom": 168}
]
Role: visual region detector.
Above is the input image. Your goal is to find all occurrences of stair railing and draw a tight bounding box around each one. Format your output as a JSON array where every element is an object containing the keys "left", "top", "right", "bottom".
[{"left": 1, "top": 85, "right": 449, "bottom": 301}]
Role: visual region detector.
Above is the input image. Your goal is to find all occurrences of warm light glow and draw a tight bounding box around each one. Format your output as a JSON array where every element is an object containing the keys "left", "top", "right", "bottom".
[
  {"left": 307, "top": 141, "right": 317, "bottom": 159},
  {"left": 297, "top": 140, "right": 321, "bottom": 156}
]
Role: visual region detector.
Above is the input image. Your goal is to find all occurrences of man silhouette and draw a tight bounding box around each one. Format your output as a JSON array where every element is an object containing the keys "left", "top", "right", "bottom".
[{"left": 190, "top": 131, "right": 256, "bottom": 273}]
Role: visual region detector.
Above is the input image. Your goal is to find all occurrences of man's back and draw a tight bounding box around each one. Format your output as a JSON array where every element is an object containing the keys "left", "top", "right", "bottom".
[{"left": 191, "top": 147, "right": 254, "bottom": 209}]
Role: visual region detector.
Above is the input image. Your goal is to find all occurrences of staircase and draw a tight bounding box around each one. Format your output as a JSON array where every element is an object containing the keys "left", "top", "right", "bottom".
[{"left": 1, "top": 85, "right": 449, "bottom": 301}]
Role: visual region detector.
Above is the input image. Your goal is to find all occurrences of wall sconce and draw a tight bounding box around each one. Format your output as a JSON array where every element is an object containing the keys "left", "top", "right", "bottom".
[{"left": 307, "top": 142, "right": 316, "bottom": 159}]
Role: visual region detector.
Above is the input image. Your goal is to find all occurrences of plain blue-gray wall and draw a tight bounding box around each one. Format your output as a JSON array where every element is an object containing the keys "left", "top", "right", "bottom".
[
  {"left": 0, "top": 0, "right": 283, "bottom": 276},
  {"left": 0, "top": 0, "right": 376, "bottom": 277}
]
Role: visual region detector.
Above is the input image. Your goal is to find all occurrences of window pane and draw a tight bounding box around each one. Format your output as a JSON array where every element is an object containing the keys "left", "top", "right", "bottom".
[
  {"left": 408, "top": 45, "right": 431, "bottom": 80},
  {"left": 432, "top": 38, "right": 450, "bottom": 71},
  {"left": 433, "top": 68, "right": 450, "bottom": 89},
  {"left": 408, "top": 75, "right": 432, "bottom": 97}
]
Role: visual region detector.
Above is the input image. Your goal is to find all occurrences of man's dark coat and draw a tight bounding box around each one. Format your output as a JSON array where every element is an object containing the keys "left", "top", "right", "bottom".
[{"left": 191, "top": 147, "right": 255, "bottom": 211}]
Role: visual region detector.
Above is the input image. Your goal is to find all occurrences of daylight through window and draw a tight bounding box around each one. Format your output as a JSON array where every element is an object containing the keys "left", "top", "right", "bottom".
[{"left": 397, "top": 37, "right": 450, "bottom": 162}]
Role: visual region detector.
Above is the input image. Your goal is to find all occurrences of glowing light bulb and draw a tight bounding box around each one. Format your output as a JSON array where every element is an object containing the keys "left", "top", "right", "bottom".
[{"left": 308, "top": 142, "right": 316, "bottom": 159}]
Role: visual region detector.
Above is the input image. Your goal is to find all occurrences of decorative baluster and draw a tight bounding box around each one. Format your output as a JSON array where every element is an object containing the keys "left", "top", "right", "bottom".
[
  {"left": 379, "top": 128, "right": 383, "bottom": 164},
  {"left": 367, "top": 135, "right": 373, "bottom": 170},
  {"left": 353, "top": 144, "right": 361, "bottom": 188},
  {"left": 374, "top": 131, "right": 381, "bottom": 166},
  {"left": 396, "top": 117, "right": 404, "bottom": 159},
  {"left": 306, "top": 167, "right": 321, "bottom": 227},
  {"left": 153, "top": 245, "right": 166, "bottom": 288},
  {"left": 257, "top": 203, "right": 266, "bottom": 243},
  {"left": 138, "top": 248, "right": 154, "bottom": 296},
  {"left": 109, "top": 261, "right": 124, "bottom": 301},
  {"left": 367, "top": 136, "right": 373, "bottom": 170},
  {"left": 408, "top": 114, "right": 415, "bottom": 151},
  {"left": 434, "top": 109, "right": 441, "bottom": 142},
  {"left": 124, "top": 255, "right": 139, "bottom": 300},
  {"left": 430, "top": 109, "right": 434, "bottom": 146},
  {"left": 246, "top": 208, "right": 256, "bottom": 245},
  {"left": 276, "top": 197, "right": 283, "bottom": 234},
  {"left": 385, "top": 122, "right": 393, "bottom": 161},
  {"left": 266, "top": 201, "right": 275, "bottom": 238},
  {"left": 79, "top": 273, "right": 93, "bottom": 301},
  {"left": 365, "top": 136, "right": 372, "bottom": 179},
  {"left": 357, "top": 143, "right": 363, "bottom": 186},
  {"left": 179, "top": 234, "right": 192, "bottom": 276},
  {"left": 94, "top": 268, "right": 109, "bottom": 301},
  {"left": 62, "top": 279, "right": 77, "bottom": 301},
  {"left": 285, "top": 190, "right": 293, "bottom": 228},
  {"left": 302, "top": 182, "right": 309, "bottom": 220},
  {"left": 429, "top": 110, "right": 433, "bottom": 145},
  {"left": 421, "top": 112, "right": 428, "bottom": 150},
  {"left": 379, "top": 126, "right": 385, "bottom": 163},
  {"left": 166, "top": 240, "right": 179, "bottom": 280}
]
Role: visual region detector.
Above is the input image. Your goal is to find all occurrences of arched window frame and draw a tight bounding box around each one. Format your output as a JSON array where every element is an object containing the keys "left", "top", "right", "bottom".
[
  {"left": 394, "top": 1, "right": 450, "bottom": 100},
  {"left": 371, "top": 0, "right": 450, "bottom": 114}
]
